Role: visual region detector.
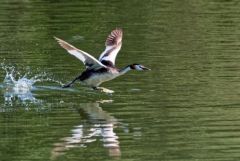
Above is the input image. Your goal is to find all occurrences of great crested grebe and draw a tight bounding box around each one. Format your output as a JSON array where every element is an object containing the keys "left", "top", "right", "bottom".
[{"left": 54, "top": 28, "right": 150, "bottom": 92}]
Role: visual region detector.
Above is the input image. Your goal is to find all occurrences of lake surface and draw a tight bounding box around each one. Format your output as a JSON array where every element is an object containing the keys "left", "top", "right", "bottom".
[{"left": 0, "top": 0, "right": 240, "bottom": 161}]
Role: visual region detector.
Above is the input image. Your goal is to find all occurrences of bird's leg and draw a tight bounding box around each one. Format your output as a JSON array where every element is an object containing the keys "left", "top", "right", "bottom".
[
  {"left": 92, "top": 87, "right": 114, "bottom": 94},
  {"left": 62, "top": 76, "right": 80, "bottom": 88},
  {"left": 92, "top": 87, "right": 98, "bottom": 90}
]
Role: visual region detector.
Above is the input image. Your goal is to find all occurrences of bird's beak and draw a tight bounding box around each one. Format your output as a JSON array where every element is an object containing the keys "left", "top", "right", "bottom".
[{"left": 142, "top": 66, "right": 151, "bottom": 70}]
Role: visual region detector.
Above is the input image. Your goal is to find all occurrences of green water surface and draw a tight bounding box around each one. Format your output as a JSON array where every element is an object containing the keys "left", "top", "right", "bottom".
[{"left": 0, "top": 0, "right": 240, "bottom": 161}]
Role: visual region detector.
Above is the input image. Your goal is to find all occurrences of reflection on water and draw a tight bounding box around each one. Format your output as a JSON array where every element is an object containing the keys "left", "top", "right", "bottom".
[{"left": 51, "top": 101, "right": 122, "bottom": 160}]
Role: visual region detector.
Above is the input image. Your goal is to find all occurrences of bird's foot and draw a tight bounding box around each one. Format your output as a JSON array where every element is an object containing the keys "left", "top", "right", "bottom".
[
  {"left": 62, "top": 83, "right": 72, "bottom": 88},
  {"left": 93, "top": 87, "right": 114, "bottom": 94}
]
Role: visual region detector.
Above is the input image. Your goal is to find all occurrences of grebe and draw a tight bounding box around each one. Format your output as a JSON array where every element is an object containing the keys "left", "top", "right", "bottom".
[{"left": 54, "top": 28, "right": 150, "bottom": 92}]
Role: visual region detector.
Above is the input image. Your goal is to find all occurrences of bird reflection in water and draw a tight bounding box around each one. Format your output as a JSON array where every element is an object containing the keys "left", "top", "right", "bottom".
[{"left": 51, "top": 100, "right": 122, "bottom": 160}]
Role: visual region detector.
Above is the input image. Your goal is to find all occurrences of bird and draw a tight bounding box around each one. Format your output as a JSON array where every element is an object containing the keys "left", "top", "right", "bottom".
[{"left": 54, "top": 28, "right": 150, "bottom": 93}]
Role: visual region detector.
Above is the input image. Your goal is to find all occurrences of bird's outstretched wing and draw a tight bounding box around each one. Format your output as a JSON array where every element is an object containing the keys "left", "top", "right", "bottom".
[
  {"left": 54, "top": 37, "right": 106, "bottom": 69},
  {"left": 99, "top": 28, "right": 123, "bottom": 66}
]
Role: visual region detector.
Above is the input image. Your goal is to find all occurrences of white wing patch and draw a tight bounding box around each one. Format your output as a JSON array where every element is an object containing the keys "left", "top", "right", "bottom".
[
  {"left": 99, "top": 45, "right": 121, "bottom": 65},
  {"left": 99, "top": 29, "right": 123, "bottom": 66},
  {"left": 68, "top": 50, "right": 86, "bottom": 62},
  {"left": 54, "top": 37, "right": 106, "bottom": 69}
]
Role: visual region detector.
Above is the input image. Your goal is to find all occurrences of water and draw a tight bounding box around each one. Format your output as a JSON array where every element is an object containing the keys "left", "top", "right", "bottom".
[{"left": 0, "top": 0, "right": 240, "bottom": 161}]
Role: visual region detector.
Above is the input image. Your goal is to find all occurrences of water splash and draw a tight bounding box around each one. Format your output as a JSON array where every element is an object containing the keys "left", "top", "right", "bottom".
[{"left": 0, "top": 63, "right": 64, "bottom": 106}]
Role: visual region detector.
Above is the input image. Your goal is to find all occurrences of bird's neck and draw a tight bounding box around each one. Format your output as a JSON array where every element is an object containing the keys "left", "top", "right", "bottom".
[{"left": 119, "top": 65, "right": 132, "bottom": 75}]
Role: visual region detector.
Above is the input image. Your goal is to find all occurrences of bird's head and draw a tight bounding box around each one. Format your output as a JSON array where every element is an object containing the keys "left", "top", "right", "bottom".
[{"left": 130, "top": 64, "right": 151, "bottom": 71}]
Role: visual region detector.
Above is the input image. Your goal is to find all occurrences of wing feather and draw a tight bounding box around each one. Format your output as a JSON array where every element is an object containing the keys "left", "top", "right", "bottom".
[
  {"left": 99, "top": 28, "right": 123, "bottom": 66},
  {"left": 54, "top": 37, "right": 106, "bottom": 69}
]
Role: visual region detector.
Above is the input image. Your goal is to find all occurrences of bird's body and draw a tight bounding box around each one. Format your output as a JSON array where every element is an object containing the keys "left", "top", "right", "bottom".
[
  {"left": 55, "top": 28, "right": 150, "bottom": 92},
  {"left": 79, "top": 67, "right": 119, "bottom": 87}
]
